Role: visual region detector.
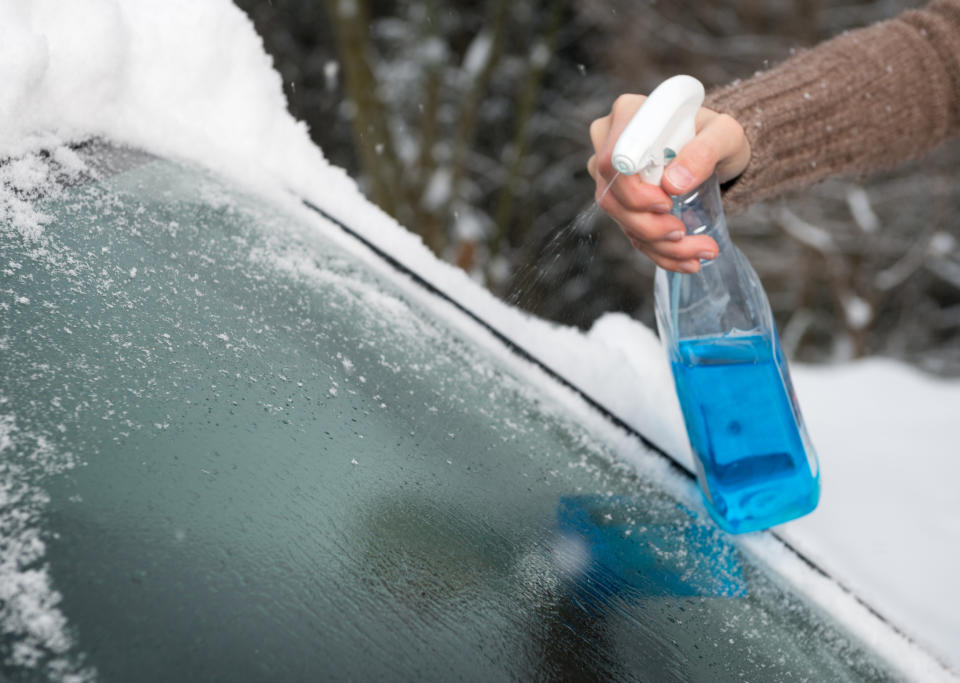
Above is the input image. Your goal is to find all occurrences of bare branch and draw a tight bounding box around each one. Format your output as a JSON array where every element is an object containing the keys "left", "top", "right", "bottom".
[{"left": 773, "top": 206, "right": 836, "bottom": 253}]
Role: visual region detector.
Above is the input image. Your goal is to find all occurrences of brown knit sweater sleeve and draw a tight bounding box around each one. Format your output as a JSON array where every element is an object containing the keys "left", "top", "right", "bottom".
[{"left": 704, "top": 0, "right": 960, "bottom": 214}]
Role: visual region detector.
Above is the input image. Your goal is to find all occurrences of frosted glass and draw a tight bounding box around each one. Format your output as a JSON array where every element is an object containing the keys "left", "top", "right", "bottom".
[{"left": 0, "top": 146, "right": 898, "bottom": 682}]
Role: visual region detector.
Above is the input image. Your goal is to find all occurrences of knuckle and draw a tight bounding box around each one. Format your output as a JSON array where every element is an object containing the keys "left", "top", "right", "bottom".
[
  {"left": 596, "top": 154, "right": 615, "bottom": 179},
  {"left": 595, "top": 184, "right": 616, "bottom": 208},
  {"left": 588, "top": 117, "right": 605, "bottom": 141},
  {"left": 648, "top": 253, "right": 673, "bottom": 270},
  {"left": 684, "top": 142, "right": 718, "bottom": 170},
  {"left": 611, "top": 93, "right": 642, "bottom": 117},
  {"left": 622, "top": 215, "right": 659, "bottom": 242},
  {"left": 716, "top": 113, "right": 745, "bottom": 138},
  {"left": 621, "top": 179, "right": 664, "bottom": 211},
  {"left": 655, "top": 241, "right": 686, "bottom": 260},
  {"left": 618, "top": 185, "right": 647, "bottom": 211},
  {"left": 715, "top": 114, "right": 747, "bottom": 152}
]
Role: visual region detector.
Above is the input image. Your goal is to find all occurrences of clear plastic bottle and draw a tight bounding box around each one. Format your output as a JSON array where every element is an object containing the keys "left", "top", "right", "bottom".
[
  {"left": 654, "top": 173, "right": 819, "bottom": 533},
  {"left": 612, "top": 75, "right": 819, "bottom": 533}
]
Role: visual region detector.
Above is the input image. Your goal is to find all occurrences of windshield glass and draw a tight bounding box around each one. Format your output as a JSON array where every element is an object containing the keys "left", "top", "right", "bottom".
[{"left": 1, "top": 145, "right": 900, "bottom": 682}]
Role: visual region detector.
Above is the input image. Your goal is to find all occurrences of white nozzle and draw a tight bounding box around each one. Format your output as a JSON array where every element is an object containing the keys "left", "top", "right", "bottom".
[{"left": 611, "top": 75, "right": 705, "bottom": 185}]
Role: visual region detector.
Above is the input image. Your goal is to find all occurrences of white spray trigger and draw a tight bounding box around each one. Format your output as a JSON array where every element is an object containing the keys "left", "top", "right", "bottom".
[{"left": 611, "top": 75, "right": 705, "bottom": 185}]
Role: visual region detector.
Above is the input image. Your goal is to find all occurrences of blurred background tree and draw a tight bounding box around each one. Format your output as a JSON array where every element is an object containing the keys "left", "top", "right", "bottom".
[{"left": 235, "top": 0, "right": 960, "bottom": 375}]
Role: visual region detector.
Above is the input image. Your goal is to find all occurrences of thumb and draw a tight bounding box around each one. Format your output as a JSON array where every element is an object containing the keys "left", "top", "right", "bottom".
[
  {"left": 661, "top": 137, "right": 719, "bottom": 196},
  {"left": 661, "top": 112, "right": 748, "bottom": 196}
]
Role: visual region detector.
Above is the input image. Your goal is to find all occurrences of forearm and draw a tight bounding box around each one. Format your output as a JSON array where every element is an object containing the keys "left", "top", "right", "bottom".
[{"left": 706, "top": 0, "right": 960, "bottom": 214}]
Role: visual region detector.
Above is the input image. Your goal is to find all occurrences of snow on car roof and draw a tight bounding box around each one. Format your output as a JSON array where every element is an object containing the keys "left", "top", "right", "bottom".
[{"left": 1, "top": 0, "right": 958, "bottom": 678}]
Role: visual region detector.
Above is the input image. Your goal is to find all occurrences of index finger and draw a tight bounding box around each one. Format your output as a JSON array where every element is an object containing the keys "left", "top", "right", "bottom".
[{"left": 596, "top": 94, "right": 647, "bottom": 180}]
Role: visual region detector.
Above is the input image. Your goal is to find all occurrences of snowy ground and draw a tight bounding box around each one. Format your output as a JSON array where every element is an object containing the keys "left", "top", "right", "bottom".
[{"left": 2, "top": 0, "right": 958, "bottom": 679}]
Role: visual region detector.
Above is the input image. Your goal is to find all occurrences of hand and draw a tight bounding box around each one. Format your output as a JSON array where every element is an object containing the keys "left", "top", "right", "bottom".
[{"left": 587, "top": 94, "right": 750, "bottom": 273}]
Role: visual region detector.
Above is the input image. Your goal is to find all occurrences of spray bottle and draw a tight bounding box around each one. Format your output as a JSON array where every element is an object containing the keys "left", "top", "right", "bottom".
[{"left": 612, "top": 75, "right": 819, "bottom": 534}]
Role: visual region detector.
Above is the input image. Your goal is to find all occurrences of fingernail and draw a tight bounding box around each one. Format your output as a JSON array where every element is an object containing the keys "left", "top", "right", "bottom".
[
  {"left": 665, "top": 164, "right": 694, "bottom": 191},
  {"left": 665, "top": 231, "right": 685, "bottom": 242},
  {"left": 652, "top": 203, "right": 672, "bottom": 214},
  {"left": 678, "top": 260, "right": 699, "bottom": 273},
  {"left": 697, "top": 251, "right": 716, "bottom": 261}
]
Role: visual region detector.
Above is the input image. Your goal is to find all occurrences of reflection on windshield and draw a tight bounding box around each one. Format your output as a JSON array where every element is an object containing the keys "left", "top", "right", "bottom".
[
  {"left": 0, "top": 145, "right": 901, "bottom": 682},
  {"left": 556, "top": 495, "right": 747, "bottom": 600}
]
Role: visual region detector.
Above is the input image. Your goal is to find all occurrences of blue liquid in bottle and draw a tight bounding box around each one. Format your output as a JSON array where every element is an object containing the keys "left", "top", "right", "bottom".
[{"left": 672, "top": 335, "right": 819, "bottom": 533}]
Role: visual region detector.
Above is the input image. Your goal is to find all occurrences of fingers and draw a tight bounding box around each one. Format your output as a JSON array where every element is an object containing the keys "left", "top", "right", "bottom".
[
  {"left": 588, "top": 117, "right": 610, "bottom": 161},
  {"left": 589, "top": 94, "right": 647, "bottom": 181},
  {"left": 621, "top": 220, "right": 719, "bottom": 264},
  {"left": 626, "top": 234, "right": 720, "bottom": 273},
  {"left": 595, "top": 179, "right": 675, "bottom": 241},
  {"left": 586, "top": 94, "right": 744, "bottom": 273},
  {"left": 647, "top": 253, "right": 711, "bottom": 274},
  {"left": 606, "top": 175, "right": 671, "bottom": 214},
  {"left": 596, "top": 189, "right": 720, "bottom": 272},
  {"left": 615, "top": 212, "right": 716, "bottom": 258},
  {"left": 595, "top": 178, "right": 719, "bottom": 270},
  {"left": 661, "top": 112, "right": 750, "bottom": 195}
]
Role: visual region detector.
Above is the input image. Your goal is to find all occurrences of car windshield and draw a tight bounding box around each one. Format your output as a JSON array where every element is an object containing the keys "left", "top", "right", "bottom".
[{"left": 1, "top": 144, "right": 900, "bottom": 681}]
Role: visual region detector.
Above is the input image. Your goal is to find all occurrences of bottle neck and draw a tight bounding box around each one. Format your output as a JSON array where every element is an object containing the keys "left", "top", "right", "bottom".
[{"left": 670, "top": 173, "right": 730, "bottom": 251}]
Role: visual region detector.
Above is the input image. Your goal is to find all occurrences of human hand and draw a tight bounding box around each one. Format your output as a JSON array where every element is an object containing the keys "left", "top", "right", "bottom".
[{"left": 587, "top": 94, "right": 750, "bottom": 273}]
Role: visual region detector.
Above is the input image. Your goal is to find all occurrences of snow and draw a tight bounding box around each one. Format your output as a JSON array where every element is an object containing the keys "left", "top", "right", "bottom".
[
  {"left": 421, "top": 167, "right": 452, "bottom": 210},
  {"left": 846, "top": 186, "right": 880, "bottom": 233},
  {"left": 0, "top": 0, "right": 958, "bottom": 679},
  {"left": 0, "top": 0, "right": 332, "bottom": 215},
  {"left": 0, "top": 406, "right": 90, "bottom": 682},
  {"left": 530, "top": 42, "right": 551, "bottom": 69},
  {"left": 843, "top": 294, "right": 873, "bottom": 330},
  {"left": 930, "top": 231, "right": 957, "bottom": 257},
  {"left": 462, "top": 31, "right": 493, "bottom": 76},
  {"left": 323, "top": 60, "right": 339, "bottom": 91},
  {"left": 0, "top": 153, "right": 61, "bottom": 240},
  {"left": 784, "top": 360, "right": 960, "bottom": 670}
]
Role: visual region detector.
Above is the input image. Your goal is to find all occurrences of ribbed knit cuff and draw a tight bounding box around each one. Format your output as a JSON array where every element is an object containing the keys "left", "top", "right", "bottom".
[{"left": 704, "top": 2, "right": 960, "bottom": 214}]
